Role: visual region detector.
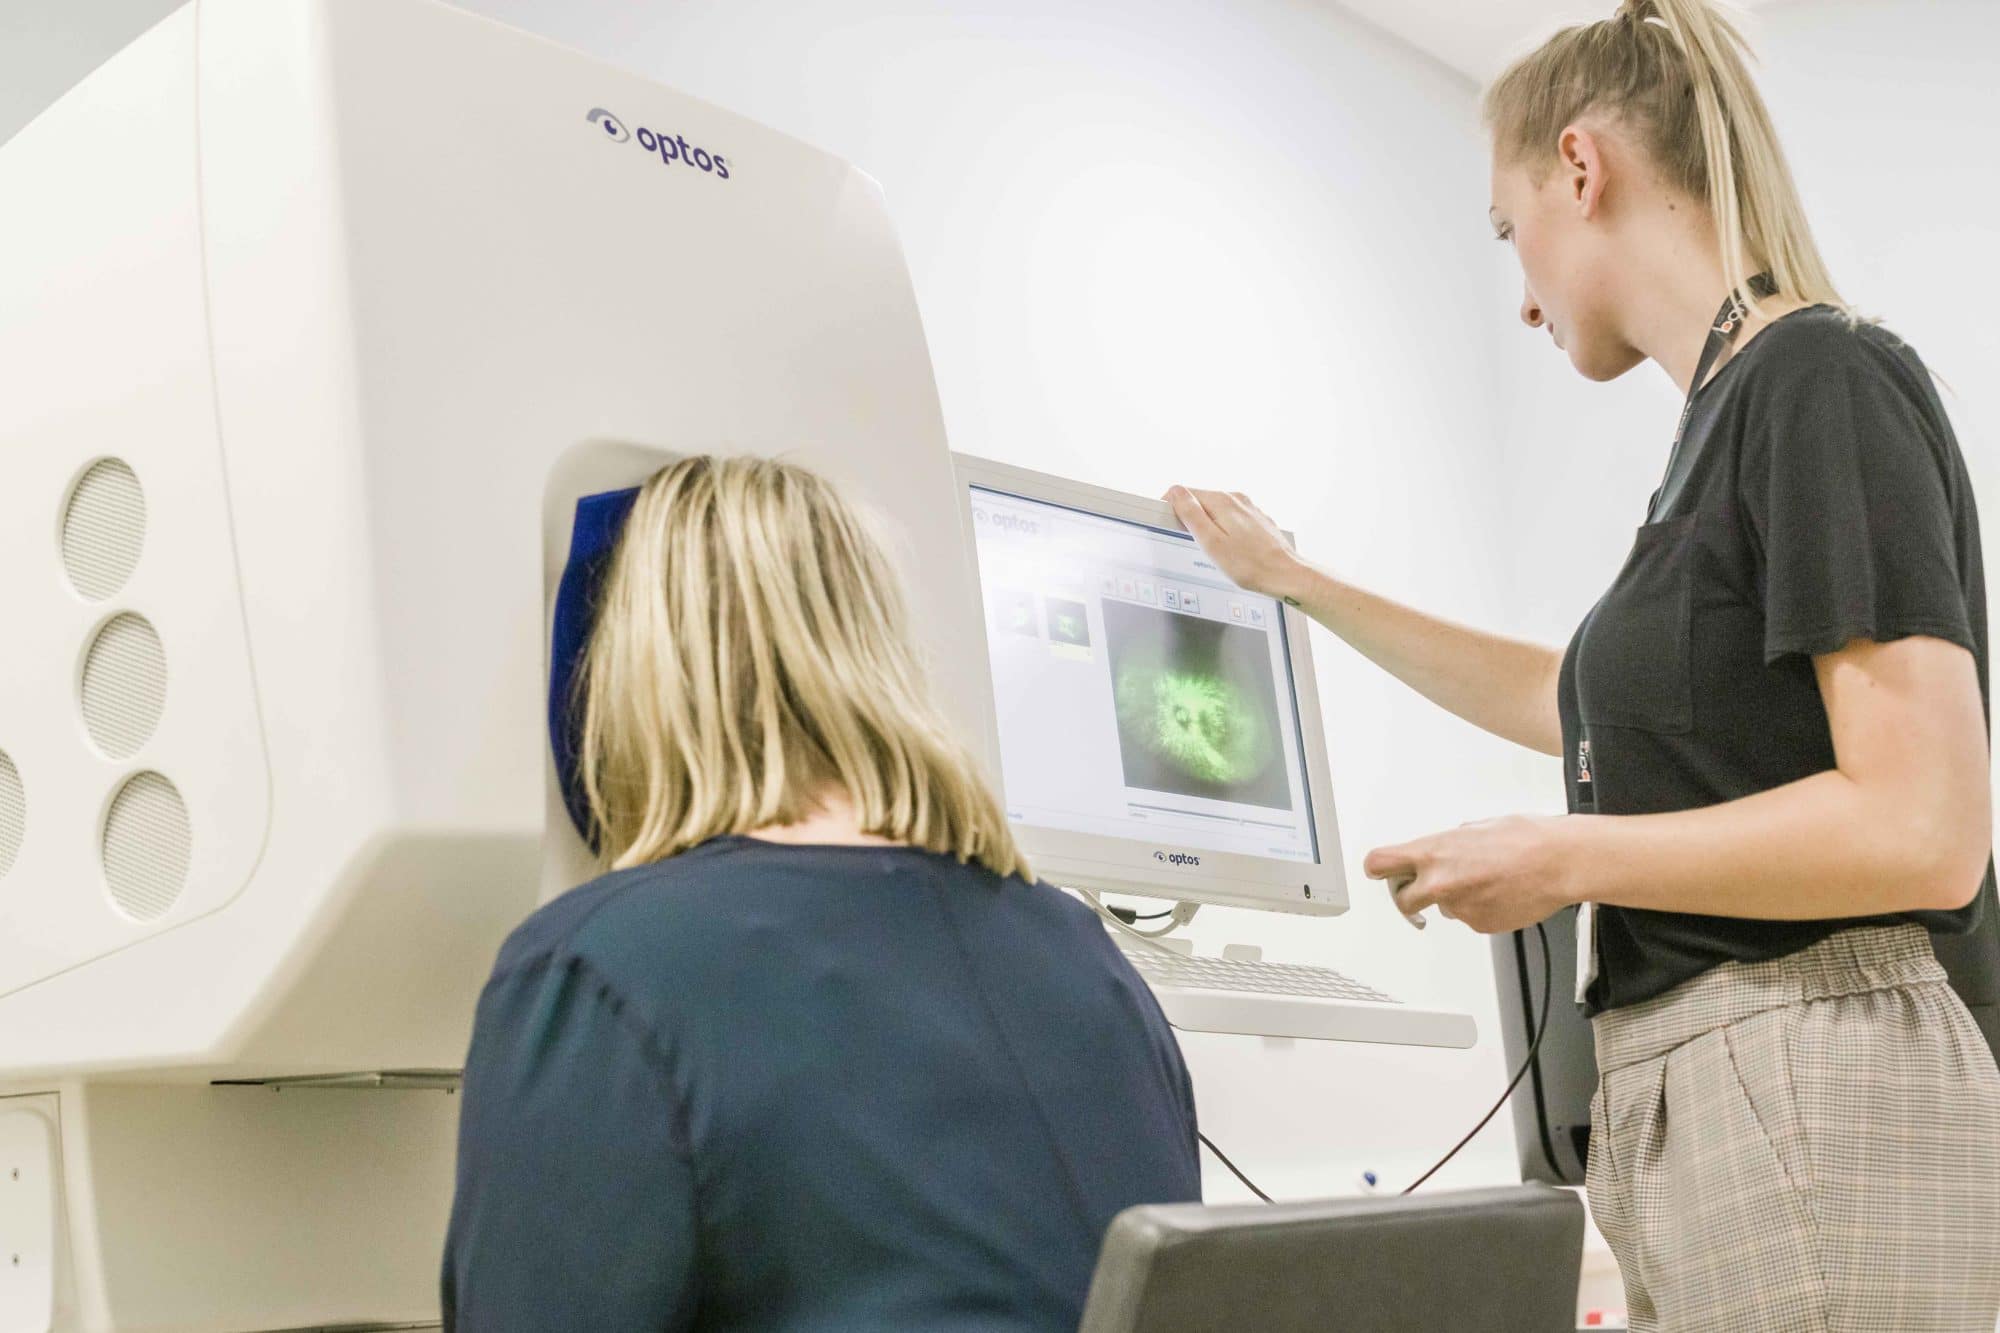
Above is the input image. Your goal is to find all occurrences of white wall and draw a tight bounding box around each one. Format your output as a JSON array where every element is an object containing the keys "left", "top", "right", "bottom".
[
  {"left": 452, "top": 0, "right": 1534, "bottom": 1198},
  {"left": 0, "top": 0, "right": 182, "bottom": 148},
  {"left": 1759, "top": 0, "right": 2000, "bottom": 512}
]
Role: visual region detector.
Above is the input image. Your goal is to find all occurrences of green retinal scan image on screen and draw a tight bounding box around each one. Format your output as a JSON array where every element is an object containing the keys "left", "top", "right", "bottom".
[
  {"left": 1101, "top": 599, "right": 1289, "bottom": 810},
  {"left": 1046, "top": 597, "right": 1091, "bottom": 647}
]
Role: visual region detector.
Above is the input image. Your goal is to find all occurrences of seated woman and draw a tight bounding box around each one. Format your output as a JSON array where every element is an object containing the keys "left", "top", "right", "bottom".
[{"left": 442, "top": 456, "right": 1200, "bottom": 1330}]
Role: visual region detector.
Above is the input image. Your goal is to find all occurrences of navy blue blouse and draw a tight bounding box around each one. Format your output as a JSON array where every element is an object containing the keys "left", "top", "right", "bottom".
[{"left": 442, "top": 836, "right": 1199, "bottom": 1330}]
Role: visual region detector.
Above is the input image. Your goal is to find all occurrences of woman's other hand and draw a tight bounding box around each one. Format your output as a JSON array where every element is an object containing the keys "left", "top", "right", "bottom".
[
  {"left": 1363, "top": 815, "right": 1580, "bottom": 935},
  {"left": 1163, "top": 486, "right": 1306, "bottom": 601}
]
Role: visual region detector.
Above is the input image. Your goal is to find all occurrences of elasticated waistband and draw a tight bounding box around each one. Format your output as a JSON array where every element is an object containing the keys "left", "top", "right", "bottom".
[{"left": 1591, "top": 923, "right": 1944, "bottom": 1074}]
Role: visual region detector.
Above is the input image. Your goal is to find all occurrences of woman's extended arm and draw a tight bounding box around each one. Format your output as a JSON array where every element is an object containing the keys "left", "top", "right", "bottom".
[
  {"left": 1367, "top": 635, "right": 1992, "bottom": 929},
  {"left": 1166, "top": 486, "right": 1564, "bottom": 756}
]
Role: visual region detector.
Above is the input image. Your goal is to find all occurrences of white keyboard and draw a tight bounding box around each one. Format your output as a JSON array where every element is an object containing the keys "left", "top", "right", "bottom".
[
  {"left": 1118, "top": 946, "right": 1401, "bottom": 1004},
  {"left": 1116, "top": 938, "right": 1477, "bottom": 1050}
]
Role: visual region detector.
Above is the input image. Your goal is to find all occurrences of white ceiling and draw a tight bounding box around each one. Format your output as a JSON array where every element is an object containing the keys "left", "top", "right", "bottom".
[
  {"left": 1333, "top": 0, "right": 1787, "bottom": 84},
  {"left": 0, "top": 0, "right": 1809, "bottom": 150}
]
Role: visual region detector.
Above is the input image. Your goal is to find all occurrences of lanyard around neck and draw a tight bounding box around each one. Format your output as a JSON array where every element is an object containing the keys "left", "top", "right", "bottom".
[{"left": 1648, "top": 273, "right": 1777, "bottom": 522}]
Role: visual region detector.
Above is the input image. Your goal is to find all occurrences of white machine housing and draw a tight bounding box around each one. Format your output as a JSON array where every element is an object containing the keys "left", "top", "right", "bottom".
[
  {"left": 0, "top": 0, "right": 990, "bottom": 1081},
  {"left": 0, "top": 0, "right": 990, "bottom": 1326}
]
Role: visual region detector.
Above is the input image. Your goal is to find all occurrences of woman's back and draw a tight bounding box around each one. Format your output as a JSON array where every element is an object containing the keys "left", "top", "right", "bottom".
[{"left": 442, "top": 836, "right": 1200, "bottom": 1331}]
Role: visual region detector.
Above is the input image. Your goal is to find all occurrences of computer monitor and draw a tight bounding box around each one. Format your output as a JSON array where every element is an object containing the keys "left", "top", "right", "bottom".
[{"left": 954, "top": 455, "right": 1348, "bottom": 915}]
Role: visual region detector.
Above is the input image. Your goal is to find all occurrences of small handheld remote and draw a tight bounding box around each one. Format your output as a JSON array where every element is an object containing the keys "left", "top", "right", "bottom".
[{"left": 1387, "top": 874, "right": 1426, "bottom": 930}]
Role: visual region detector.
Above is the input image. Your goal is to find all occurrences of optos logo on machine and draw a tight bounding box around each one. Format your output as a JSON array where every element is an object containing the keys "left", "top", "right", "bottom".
[
  {"left": 1154, "top": 850, "right": 1201, "bottom": 868},
  {"left": 586, "top": 108, "right": 731, "bottom": 180}
]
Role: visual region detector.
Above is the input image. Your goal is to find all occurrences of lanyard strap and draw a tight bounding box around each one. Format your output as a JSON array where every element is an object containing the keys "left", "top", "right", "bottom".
[{"left": 1648, "top": 273, "right": 1778, "bottom": 522}]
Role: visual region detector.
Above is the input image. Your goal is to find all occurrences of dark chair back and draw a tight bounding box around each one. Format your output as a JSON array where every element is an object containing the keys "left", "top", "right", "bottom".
[{"left": 1078, "top": 1183, "right": 1585, "bottom": 1333}]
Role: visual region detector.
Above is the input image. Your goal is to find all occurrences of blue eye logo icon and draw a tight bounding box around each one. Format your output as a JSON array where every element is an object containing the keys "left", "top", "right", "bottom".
[{"left": 586, "top": 108, "right": 630, "bottom": 143}]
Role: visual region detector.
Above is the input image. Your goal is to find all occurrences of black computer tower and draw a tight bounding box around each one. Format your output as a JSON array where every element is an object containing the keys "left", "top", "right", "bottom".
[{"left": 1492, "top": 907, "right": 1594, "bottom": 1186}]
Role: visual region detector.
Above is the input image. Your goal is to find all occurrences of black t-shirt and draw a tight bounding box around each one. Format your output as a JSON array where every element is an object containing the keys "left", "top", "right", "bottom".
[{"left": 1557, "top": 305, "right": 1993, "bottom": 1015}]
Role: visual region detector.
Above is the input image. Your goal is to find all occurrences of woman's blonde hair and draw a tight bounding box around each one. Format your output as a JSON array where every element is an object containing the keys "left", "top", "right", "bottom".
[
  {"left": 577, "top": 454, "right": 1029, "bottom": 880},
  {"left": 1483, "top": 0, "right": 1842, "bottom": 313}
]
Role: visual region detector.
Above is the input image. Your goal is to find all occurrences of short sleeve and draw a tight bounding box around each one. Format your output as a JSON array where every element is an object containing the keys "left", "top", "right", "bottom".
[
  {"left": 1737, "top": 335, "right": 1973, "bottom": 666},
  {"left": 442, "top": 955, "right": 697, "bottom": 1332}
]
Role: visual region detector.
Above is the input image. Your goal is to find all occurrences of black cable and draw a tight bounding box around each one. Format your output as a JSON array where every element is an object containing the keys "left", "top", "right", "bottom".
[
  {"left": 1401, "top": 919, "right": 1553, "bottom": 1195},
  {"left": 1197, "top": 923, "right": 1552, "bottom": 1204},
  {"left": 1105, "top": 905, "right": 1174, "bottom": 923},
  {"left": 1199, "top": 1130, "right": 1272, "bottom": 1202}
]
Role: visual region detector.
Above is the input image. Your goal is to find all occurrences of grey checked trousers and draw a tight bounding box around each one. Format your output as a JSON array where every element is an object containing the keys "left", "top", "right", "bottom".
[{"left": 1588, "top": 923, "right": 2000, "bottom": 1332}]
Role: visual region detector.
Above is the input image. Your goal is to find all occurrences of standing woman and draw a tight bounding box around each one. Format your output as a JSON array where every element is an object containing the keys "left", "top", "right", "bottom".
[{"left": 1171, "top": 0, "right": 2000, "bottom": 1328}]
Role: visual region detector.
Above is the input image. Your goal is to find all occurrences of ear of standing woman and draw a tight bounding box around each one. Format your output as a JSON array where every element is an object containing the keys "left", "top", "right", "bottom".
[{"left": 1173, "top": 0, "right": 2000, "bottom": 1328}]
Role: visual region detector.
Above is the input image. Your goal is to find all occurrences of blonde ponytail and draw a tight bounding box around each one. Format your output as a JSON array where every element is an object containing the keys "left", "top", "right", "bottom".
[{"left": 1485, "top": 0, "right": 1843, "bottom": 313}]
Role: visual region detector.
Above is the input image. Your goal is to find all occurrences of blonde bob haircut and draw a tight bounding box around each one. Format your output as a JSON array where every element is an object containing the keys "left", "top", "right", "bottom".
[
  {"left": 577, "top": 454, "right": 1030, "bottom": 881},
  {"left": 1484, "top": 0, "right": 1843, "bottom": 316}
]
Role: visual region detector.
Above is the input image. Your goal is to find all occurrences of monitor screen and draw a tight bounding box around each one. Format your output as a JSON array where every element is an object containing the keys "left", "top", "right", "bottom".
[{"left": 968, "top": 484, "right": 1319, "bottom": 864}]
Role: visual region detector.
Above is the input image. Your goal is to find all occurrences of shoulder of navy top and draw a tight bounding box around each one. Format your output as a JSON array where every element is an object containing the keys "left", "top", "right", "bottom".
[
  {"left": 486, "top": 838, "right": 746, "bottom": 983},
  {"left": 490, "top": 841, "right": 1111, "bottom": 984}
]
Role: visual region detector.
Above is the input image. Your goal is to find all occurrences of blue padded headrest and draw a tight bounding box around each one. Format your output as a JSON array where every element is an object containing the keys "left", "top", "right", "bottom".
[{"left": 549, "top": 485, "right": 642, "bottom": 846}]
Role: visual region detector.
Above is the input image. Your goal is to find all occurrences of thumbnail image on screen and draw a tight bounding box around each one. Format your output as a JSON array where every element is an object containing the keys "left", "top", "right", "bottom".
[
  {"left": 1102, "top": 599, "right": 1289, "bottom": 810},
  {"left": 1046, "top": 597, "right": 1091, "bottom": 647}
]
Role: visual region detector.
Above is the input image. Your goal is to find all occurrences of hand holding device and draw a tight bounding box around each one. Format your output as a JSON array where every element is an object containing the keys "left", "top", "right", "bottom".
[{"left": 1388, "top": 873, "right": 1426, "bottom": 930}]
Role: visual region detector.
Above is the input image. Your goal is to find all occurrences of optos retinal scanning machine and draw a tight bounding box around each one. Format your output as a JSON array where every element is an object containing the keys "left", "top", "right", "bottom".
[{"left": 0, "top": 0, "right": 1404, "bottom": 1327}]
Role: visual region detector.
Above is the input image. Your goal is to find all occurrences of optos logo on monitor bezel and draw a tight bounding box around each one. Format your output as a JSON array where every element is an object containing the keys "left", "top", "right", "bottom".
[{"left": 1154, "top": 850, "right": 1202, "bottom": 869}]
